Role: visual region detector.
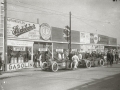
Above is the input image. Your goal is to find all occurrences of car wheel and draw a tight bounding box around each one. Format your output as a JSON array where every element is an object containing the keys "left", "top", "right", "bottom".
[
  {"left": 100, "top": 59, "right": 104, "bottom": 66},
  {"left": 86, "top": 61, "right": 91, "bottom": 68},
  {"left": 51, "top": 62, "right": 58, "bottom": 72},
  {"left": 41, "top": 62, "right": 47, "bottom": 70}
]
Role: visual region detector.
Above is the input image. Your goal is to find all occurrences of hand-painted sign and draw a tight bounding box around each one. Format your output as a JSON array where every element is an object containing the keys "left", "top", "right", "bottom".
[
  {"left": 98, "top": 35, "right": 109, "bottom": 44},
  {"left": 8, "top": 40, "right": 33, "bottom": 46},
  {"left": 80, "top": 32, "right": 90, "bottom": 44},
  {"left": 40, "top": 23, "right": 51, "bottom": 40},
  {"left": 13, "top": 46, "right": 25, "bottom": 51},
  {"left": 90, "top": 33, "right": 99, "bottom": 44},
  {"left": 39, "top": 48, "right": 47, "bottom": 51},
  {"left": 7, "top": 18, "right": 40, "bottom": 39},
  {"left": 7, "top": 63, "right": 33, "bottom": 71}
]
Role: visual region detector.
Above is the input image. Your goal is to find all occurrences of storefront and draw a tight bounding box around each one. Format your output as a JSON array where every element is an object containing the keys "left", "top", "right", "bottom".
[
  {"left": 5, "top": 18, "right": 118, "bottom": 71},
  {"left": 7, "top": 40, "right": 33, "bottom": 71},
  {"left": 7, "top": 18, "right": 52, "bottom": 71}
]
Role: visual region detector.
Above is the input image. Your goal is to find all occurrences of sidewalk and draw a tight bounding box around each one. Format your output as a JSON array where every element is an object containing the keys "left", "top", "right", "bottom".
[
  {"left": 0, "top": 62, "right": 120, "bottom": 79},
  {"left": 0, "top": 67, "right": 42, "bottom": 79}
]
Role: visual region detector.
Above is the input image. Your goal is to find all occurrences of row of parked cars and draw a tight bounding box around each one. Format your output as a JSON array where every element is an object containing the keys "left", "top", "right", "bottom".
[{"left": 41, "top": 52, "right": 106, "bottom": 72}]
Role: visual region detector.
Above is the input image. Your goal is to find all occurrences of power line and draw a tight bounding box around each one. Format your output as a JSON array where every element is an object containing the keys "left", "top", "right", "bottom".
[
  {"left": 15, "top": 0, "right": 69, "bottom": 15},
  {"left": 8, "top": 9, "right": 69, "bottom": 17},
  {"left": 8, "top": 1, "right": 112, "bottom": 24},
  {"left": 72, "top": 14, "right": 111, "bottom": 24},
  {"left": 72, "top": 15, "right": 99, "bottom": 30},
  {"left": 7, "top": 2, "right": 69, "bottom": 17}
]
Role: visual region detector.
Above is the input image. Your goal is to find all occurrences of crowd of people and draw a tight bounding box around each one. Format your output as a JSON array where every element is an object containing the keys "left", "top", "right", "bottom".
[{"left": 32, "top": 49, "right": 120, "bottom": 69}]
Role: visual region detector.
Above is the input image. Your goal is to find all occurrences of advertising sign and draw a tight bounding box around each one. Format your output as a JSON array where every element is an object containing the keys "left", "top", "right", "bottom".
[
  {"left": 56, "top": 49, "right": 63, "bottom": 52},
  {"left": 80, "top": 32, "right": 86, "bottom": 43},
  {"left": 8, "top": 40, "right": 33, "bottom": 46},
  {"left": 7, "top": 62, "right": 33, "bottom": 71},
  {"left": 90, "top": 33, "right": 99, "bottom": 44},
  {"left": 13, "top": 46, "right": 25, "bottom": 51},
  {"left": 40, "top": 23, "right": 51, "bottom": 40},
  {"left": 39, "top": 48, "right": 47, "bottom": 51},
  {"left": 98, "top": 35, "right": 109, "bottom": 44},
  {"left": 85, "top": 33, "right": 90, "bottom": 44},
  {"left": 80, "top": 32, "right": 90, "bottom": 44},
  {"left": 7, "top": 18, "right": 40, "bottom": 39},
  {"left": 108, "top": 37, "right": 117, "bottom": 45}
]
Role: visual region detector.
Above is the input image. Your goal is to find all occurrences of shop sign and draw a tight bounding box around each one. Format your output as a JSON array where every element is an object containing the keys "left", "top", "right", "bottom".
[
  {"left": 80, "top": 32, "right": 90, "bottom": 44},
  {"left": 108, "top": 37, "right": 117, "bottom": 45},
  {"left": 40, "top": 23, "right": 51, "bottom": 40},
  {"left": 98, "top": 35, "right": 109, "bottom": 44},
  {"left": 8, "top": 40, "right": 33, "bottom": 46},
  {"left": 7, "top": 18, "right": 40, "bottom": 39},
  {"left": 39, "top": 48, "right": 47, "bottom": 51},
  {"left": 72, "top": 49, "right": 77, "bottom": 52},
  {"left": 90, "top": 33, "right": 99, "bottom": 44},
  {"left": 80, "top": 32, "right": 86, "bottom": 43},
  {"left": 7, "top": 63, "right": 33, "bottom": 71},
  {"left": 85, "top": 33, "right": 90, "bottom": 44},
  {"left": 56, "top": 49, "right": 63, "bottom": 52},
  {"left": 13, "top": 46, "right": 25, "bottom": 51}
]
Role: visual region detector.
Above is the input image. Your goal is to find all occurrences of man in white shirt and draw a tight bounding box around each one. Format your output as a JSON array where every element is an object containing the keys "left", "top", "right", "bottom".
[{"left": 72, "top": 53, "right": 79, "bottom": 69}]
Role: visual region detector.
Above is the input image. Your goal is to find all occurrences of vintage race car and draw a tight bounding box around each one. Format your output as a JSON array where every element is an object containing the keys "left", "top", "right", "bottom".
[
  {"left": 78, "top": 57, "right": 105, "bottom": 68},
  {"left": 41, "top": 59, "right": 74, "bottom": 72},
  {"left": 78, "top": 59, "right": 91, "bottom": 68},
  {"left": 87, "top": 57, "right": 105, "bottom": 67}
]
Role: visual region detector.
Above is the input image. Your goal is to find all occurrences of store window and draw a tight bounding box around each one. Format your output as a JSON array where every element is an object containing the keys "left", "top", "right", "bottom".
[{"left": 7, "top": 46, "right": 32, "bottom": 64}]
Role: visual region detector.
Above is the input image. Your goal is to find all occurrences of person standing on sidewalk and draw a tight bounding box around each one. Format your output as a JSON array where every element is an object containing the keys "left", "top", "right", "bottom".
[
  {"left": 0, "top": 53, "right": 2, "bottom": 75},
  {"left": 72, "top": 53, "right": 79, "bottom": 69},
  {"left": 115, "top": 52, "right": 119, "bottom": 64},
  {"left": 107, "top": 50, "right": 111, "bottom": 66}
]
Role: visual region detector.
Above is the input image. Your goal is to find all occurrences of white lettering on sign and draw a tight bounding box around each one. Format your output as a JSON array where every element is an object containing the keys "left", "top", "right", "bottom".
[
  {"left": 56, "top": 49, "right": 63, "bottom": 52},
  {"left": 72, "top": 49, "right": 77, "bottom": 52},
  {"left": 7, "top": 63, "right": 33, "bottom": 71},
  {"left": 13, "top": 46, "right": 25, "bottom": 51},
  {"left": 39, "top": 48, "right": 47, "bottom": 51}
]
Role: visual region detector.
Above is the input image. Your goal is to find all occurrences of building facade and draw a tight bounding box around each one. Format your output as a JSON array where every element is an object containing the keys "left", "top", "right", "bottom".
[{"left": 5, "top": 17, "right": 118, "bottom": 71}]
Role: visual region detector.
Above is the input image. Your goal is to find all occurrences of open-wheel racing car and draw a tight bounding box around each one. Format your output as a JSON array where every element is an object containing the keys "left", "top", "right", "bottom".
[{"left": 41, "top": 59, "right": 75, "bottom": 72}]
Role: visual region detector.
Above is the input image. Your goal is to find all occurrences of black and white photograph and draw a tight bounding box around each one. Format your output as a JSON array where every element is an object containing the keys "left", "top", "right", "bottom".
[{"left": 0, "top": 0, "right": 120, "bottom": 90}]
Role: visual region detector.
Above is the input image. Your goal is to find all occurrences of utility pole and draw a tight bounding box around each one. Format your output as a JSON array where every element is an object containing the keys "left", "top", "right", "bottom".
[
  {"left": 4, "top": 0, "right": 7, "bottom": 71},
  {"left": 69, "top": 12, "right": 71, "bottom": 55}
]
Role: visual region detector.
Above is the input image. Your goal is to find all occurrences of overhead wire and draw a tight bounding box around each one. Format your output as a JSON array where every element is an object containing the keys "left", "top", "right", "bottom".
[
  {"left": 7, "top": 1, "right": 106, "bottom": 31},
  {"left": 8, "top": 0, "right": 111, "bottom": 24},
  {"left": 71, "top": 15, "right": 99, "bottom": 31},
  {"left": 7, "top": 2, "right": 69, "bottom": 17}
]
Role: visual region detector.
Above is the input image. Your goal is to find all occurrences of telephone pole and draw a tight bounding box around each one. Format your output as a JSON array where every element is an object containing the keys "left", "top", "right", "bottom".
[
  {"left": 4, "top": 0, "right": 7, "bottom": 71},
  {"left": 69, "top": 12, "right": 71, "bottom": 54}
]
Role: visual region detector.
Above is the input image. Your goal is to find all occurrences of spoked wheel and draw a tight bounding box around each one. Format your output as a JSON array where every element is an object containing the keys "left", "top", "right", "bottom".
[
  {"left": 41, "top": 62, "right": 48, "bottom": 70},
  {"left": 86, "top": 61, "right": 91, "bottom": 68},
  {"left": 100, "top": 59, "right": 104, "bottom": 66},
  {"left": 51, "top": 62, "right": 58, "bottom": 72}
]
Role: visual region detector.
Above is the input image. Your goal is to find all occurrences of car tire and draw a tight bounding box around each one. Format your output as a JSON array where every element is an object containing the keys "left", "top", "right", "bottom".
[
  {"left": 41, "top": 62, "right": 47, "bottom": 70},
  {"left": 51, "top": 62, "right": 58, "bottom": 72},
  {"left": 100, "top": 59, "right": 104, "bottom": 66},
  {"left": 86, "top": 61, "right": 91, "bottom": 68}
]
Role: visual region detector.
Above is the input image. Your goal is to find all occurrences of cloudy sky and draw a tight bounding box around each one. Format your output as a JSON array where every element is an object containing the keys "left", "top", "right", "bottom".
[{"left": 7, "top": 0, "right": 120, "bottom": 44}]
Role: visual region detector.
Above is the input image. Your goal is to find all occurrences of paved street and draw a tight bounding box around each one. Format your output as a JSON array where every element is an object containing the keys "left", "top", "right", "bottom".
[{"left": 0, "top": 63, "right": 120, "bottom": 90}]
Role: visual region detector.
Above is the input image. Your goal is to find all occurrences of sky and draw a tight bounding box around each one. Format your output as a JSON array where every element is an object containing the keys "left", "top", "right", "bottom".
[{"left": 6, "top": 0, "right": 120, "bottom": 44}]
